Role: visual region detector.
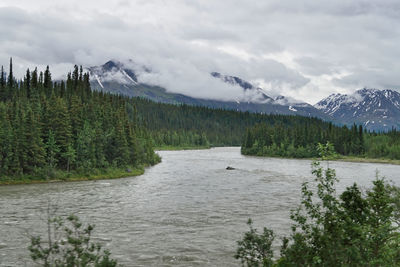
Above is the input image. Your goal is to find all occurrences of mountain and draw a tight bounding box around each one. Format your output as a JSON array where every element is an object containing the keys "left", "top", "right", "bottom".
[
  {"left": 88, "top": 60, "right": 330, "bottom": 118},
  {"left": 210, "top": 72, "right": 272, "bottom": 102},
  {"left": 315, "top": 88, "right": 400, "bottom": 131},
  {"left": 89, "top": 60, "right": 400, "bottom": 130}
]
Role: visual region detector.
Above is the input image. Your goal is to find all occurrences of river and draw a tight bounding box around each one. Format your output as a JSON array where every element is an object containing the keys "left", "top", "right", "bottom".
[{"left": 1, "top": 147, "right": 400, "bottom": 266}]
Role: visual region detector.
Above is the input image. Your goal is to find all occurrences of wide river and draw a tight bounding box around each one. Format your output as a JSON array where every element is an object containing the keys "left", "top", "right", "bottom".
[{"left": 1, "top": 147, "right": 400, "bottom": 266}]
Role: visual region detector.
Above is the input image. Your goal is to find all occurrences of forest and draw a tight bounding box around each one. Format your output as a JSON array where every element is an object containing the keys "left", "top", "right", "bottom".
[
  {"left": 132, "top": 98, "right": 329, "bottom": 147},
  {"left": 2, "top": 58, "right": 400, "bottom": 183},
  {"left": 134, "top": 97, "right": 400, "bottom": 160},
  {"left": 0, "top": 59, "right": 159, "bottom": 183},
  {"left": 241, "top": 120, "right": 400, "bottom": 159}
]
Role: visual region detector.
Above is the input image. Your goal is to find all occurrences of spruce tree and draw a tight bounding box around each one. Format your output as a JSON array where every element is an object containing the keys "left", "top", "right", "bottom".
[
  {"left": 46, "top": 130, "right": 60, "bottom": 169},
  {"left": 0, "top": 66, "right": 5, "bottom": 101},
  {"left": 25, "top": 69, "right": 31, "bottom": 98},
  {"left": 24, "top": 108, "right": 46, "bottom": 172},
  {"left": 47, "top": 97, "right": 72, "bottom": 167},
  {"left": 43, "top": 66, "right": 52, "bottom": 96},
  {"left": 0, "top": 66, "right": 4, "bottom": 88},
  {"left": 7, "top": 57, "right": 13, "bottom": 89}
]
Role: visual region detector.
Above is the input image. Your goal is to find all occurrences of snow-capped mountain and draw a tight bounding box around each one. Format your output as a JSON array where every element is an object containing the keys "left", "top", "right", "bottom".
[
  {"left": 88, "top": 60, "right": 139, "bottom": 88},
  {"left": 315, "top": 88, "right": 400, "bottom": 130},
  {"left": 88, "top": 61, "right": 400, "bottom": 130},
  {"left": 87, "top": 60, "right": 329, "bottom": 119},
  {"left": 210, "top": 72, "right": 272, "bottom": 102},
  {"left": 210, "top": 72, "right": 318, "bottom": 110}
]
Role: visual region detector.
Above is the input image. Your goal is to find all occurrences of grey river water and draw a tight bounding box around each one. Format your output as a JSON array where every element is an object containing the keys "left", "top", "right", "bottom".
[{"left": 1, "top": 147, "right": 400, "bottom": 266}]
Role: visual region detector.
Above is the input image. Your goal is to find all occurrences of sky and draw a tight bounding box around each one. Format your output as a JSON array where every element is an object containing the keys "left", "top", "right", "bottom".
[{"left": 1, "top": 0, "right": 400, "bottom": 104}]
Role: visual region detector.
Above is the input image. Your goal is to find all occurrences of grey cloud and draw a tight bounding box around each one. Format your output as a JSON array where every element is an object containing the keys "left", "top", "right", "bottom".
[{"left": 1, "top": 1, "right": 400, "bottom": 103}]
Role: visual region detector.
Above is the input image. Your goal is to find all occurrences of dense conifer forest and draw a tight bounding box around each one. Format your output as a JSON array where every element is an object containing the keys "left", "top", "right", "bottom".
[
  {"left": 242, "top": 120, "right": 400, "bottom": 159},
  {"left": 0, "top": 59, "right": 159, "bottom": 182},
  {"left": 134, "top": 98, "right": 400, "bottom": 160},
  {"left": 2, "top": 59, "right": 400, "bottom": 183},
  {"left": 132, "top": 99, "right": 329, "bottom": 147}
]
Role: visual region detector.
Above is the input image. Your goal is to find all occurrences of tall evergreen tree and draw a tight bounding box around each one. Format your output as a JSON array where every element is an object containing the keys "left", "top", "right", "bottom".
[
  {"left": 7, "top": 57, "right": 13, "bottom": 89},
  {"left": 0, "top": 66, "right": 5, "bottom": 101},
  {"left": 46, "top": 130, "right": 60, "bottom": 169},
  {"left": 43, "top": 66, "right": 52, "bottom": 96},
  {"left": 24, "top": 108, "right": 46, "bottom": 172},
  {"left": 31, "top": 67, "right": 38, "bottom": 89},
  {"left": 25, "top": 69, "right": 31, "bottom": 98}
]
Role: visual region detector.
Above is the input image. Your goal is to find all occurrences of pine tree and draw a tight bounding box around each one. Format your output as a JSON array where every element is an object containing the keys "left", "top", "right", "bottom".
[
  {"left": 63, "top": 144, "right": 76, "bottom": 172},
  {"left": 0, "top": 66, "right": 6, "bottom": 101},
  {"left": 0, "top": 103, "right": 12, "bottom": 174},
  {"left": 46, "top": 130, "right": 60, "bottom": 169},
  {"left": 46, "top": 97, "right": 72, "bottom": 167},
  {"left": 24, "top": 108, "right": 46, "bottom": 172},
  {"left": 0, "top": 66, "right": 4, "bottom": 89},
  {"left": 25, "top": 69, "right": 31, "bottom": 98},
  {"left": 31, "top": 68, "right": 38, "bottom": 89},
  {"left": 7, "top": 57, "right": 13, "bottom": 89},
  {"left": 76, "top": 120, "right": 95, "bottom": 169},
  {"left": 72, "top": 65, "right": 79, "bottom": 91},
  {"left": 43, "top": 66, "right": 52, "bottom": 96}
]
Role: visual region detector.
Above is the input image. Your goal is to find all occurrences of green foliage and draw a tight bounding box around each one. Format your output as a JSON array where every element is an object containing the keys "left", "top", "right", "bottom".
[
  {"left": 317, "top": 141, "right": 339, "bottom": 160},
  {"left": 131, "top": 99, "right": 348, "bottom": 149},
  {"left": 235, "top": 219, "right": 275, "bottom": 267},
  {"left": 29, "top": 214, "right": 119, "bottom": 267},
  {"left": 364, "top": 132, "right": 400, "bottom": 160},
  {"left": 241, "top": 122, "right": 367, "bottom": 158},
  {"left": 46, "top": 130, "right": 60, "bottom": 169},
  {"left": 242, "top": 121, "right": 400, "bottom": 160},
  {"left": 0, "top": 60, "right": 159, "bottom": 181},
  {"left": 236, "top": 162, "right": 400, "bottom": 266}
]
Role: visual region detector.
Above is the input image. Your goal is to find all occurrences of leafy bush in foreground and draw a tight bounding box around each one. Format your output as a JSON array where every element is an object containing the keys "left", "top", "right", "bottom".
[
  {"left": 236, "top": 161, "right": 400, "bottom": 266},
  {"left": 29, "top": 214, "right": 119, "bottom": 267}
]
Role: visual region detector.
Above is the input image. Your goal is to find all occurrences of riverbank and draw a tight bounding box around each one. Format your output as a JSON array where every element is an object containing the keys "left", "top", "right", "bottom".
[
  {"left": 155, "top": 145, "right": 211, "bottom": 151},
  {"left": 159, "top": 146, "right": 400, "bottom": 166},
  {"left": 0, "top": 166, "right": 147, "bottom": 186},
  {"left": 333, "top": 156, "right": 400, "bottom": 165},
  {"left": 242, "top": 151, "right": 400, "bottom": 166}
]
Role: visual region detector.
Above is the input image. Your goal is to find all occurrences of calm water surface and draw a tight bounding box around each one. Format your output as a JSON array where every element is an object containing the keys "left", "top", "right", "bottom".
[{"left": 1, "top": 147, "right": 400, "bottom": 266}]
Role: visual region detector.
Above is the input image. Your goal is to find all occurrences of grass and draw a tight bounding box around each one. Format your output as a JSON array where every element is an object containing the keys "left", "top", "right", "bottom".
[
  {"left": 0, "top": 166, "right": 147, "bottom": 186},
  {"left": 333, "top": 156, "right": 400, "bottom": 165}
]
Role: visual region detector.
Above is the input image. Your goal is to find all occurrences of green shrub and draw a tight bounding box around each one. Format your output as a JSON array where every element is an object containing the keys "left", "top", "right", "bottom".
[{"left": 236, "top": 161, "right": 400, "bottom": 266}]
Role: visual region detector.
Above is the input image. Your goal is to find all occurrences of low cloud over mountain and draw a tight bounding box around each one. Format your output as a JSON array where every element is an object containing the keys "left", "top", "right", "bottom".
[{"left": 2, "top": 1, "right": 400, "bottom": 104}]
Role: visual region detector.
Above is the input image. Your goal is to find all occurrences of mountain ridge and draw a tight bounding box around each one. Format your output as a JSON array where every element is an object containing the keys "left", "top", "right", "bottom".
[
  {"left": 87, "top": 60, "right": 330, "bottom": 119},
  {"left": 315, "top": 88, "right": 400, "bottom": 131},
  {"left": 87, "top": 60, "right": 400, "bottom": 131}
]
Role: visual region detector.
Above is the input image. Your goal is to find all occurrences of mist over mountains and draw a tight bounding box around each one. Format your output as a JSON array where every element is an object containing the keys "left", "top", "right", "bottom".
[{"left": 88, "top": 60, "right": 400, "bottom": 131}]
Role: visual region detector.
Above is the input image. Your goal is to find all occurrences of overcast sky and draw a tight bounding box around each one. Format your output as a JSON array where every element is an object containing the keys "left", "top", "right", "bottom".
[{"left": 1, "top": 0, "right": 399, "bottom": 104}]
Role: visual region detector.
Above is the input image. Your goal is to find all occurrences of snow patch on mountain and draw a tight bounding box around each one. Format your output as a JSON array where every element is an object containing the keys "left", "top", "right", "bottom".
[
  {"left": 94, "top": 74, "right": 104, "bottom": 89},
  {"left": 274, "top": 95, "right": 311, "bottom": 107},
  {"left": 210, "top": 72, "right": 273, "bottom": 103},
  {"left": 315, "top": 88, "right": 400, "bottom": 130},
  {"left": 88, "top": 60, "right": 139, "bottom": 86}
]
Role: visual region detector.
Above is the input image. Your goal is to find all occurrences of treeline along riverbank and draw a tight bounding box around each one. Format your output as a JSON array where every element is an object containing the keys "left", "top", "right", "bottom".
[
  {"left": 241, "top": 121, "right": 400, "bottom": 160},
  {"left": 2, "top": 59, "right": 400, "bottom": 184},
  {"left": 0, "top": 59, "right": 159, "bottom": 184}
]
